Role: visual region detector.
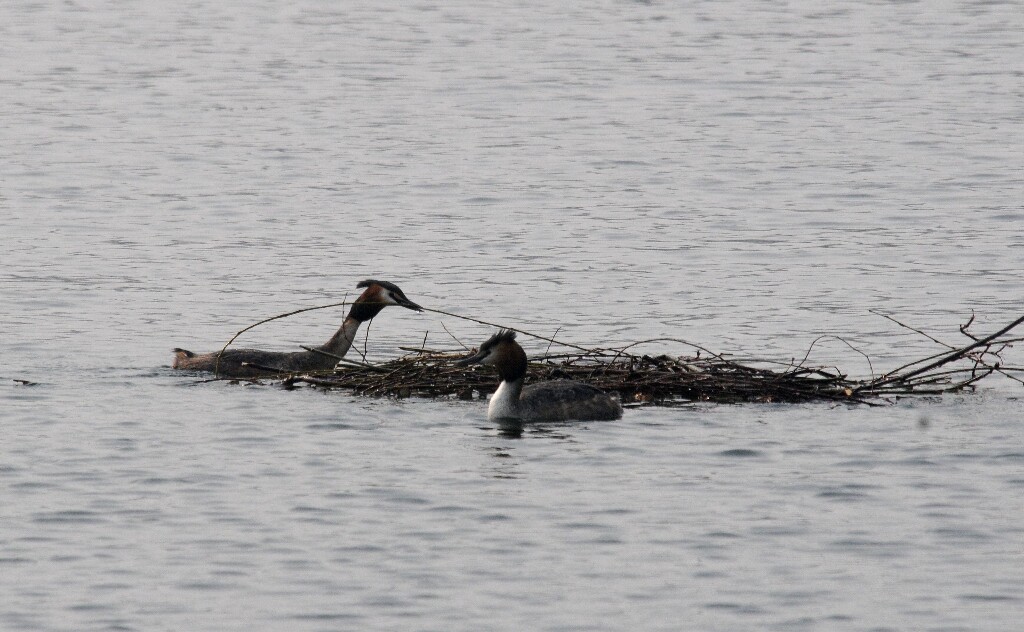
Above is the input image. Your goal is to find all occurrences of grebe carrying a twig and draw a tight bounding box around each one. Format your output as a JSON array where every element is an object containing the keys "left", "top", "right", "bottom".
[{"left": 172, "top": 279, "right": 422, "bottom": 378}]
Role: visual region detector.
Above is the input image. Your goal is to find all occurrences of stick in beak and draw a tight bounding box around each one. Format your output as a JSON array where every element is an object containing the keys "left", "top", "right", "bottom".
[{"left": 398, "top": 296, "right": 423, "bottom": 312}]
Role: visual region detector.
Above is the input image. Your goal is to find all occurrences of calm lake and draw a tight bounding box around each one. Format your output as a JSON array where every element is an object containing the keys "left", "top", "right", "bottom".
[{"left": 2, "top": 1, "right": 1023, "bottom": 630}]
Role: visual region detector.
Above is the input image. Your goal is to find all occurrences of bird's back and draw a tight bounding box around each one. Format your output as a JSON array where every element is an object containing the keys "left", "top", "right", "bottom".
[
  {"left": 518, "top": 380, "right": 623, "bottom": 422},
  {"left": 172, "top": 347, "right": 337, "bottom": 377}
]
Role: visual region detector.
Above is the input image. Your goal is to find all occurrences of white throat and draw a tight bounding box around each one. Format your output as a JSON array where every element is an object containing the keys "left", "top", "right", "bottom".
[{"left": 487, "top": 378, "right": 524, "bottom": 421}]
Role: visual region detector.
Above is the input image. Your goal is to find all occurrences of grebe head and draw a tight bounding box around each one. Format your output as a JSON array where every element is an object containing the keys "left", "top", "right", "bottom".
[
  {"left": 348, "top": 279, "right": 423, "bottom": 322},
  {"left": 456, "top": 329, "right": 527, "bottom": 382}
]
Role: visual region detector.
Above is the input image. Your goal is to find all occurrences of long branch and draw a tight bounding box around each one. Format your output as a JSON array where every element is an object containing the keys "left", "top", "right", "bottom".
[
  {"left": 861, "top": 314, "right": 1024, "bottom": 390},
  {"left": 418, "top": 307, "right": 595, "bottom": 353},
  {"left": 214, "top": 297, "right": 349, "bottom": 377}
]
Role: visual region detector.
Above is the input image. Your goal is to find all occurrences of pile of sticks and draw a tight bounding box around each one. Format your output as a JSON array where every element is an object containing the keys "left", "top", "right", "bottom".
[{"left": 272, "top": 313, "right": 1023, "bottom": 405}]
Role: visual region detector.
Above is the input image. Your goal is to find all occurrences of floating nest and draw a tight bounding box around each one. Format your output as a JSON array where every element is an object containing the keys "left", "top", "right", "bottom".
[
  {"left": 283, "top": 348, "right": 850, "bottom": 404},
  {"left": 265, "top": 312, "right": 1024, "bottom": 406}
]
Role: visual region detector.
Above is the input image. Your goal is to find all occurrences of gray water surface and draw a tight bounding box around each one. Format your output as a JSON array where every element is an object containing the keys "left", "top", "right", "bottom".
[{"left": 2, "top": 1, "right": 1023, "bottom": 630}]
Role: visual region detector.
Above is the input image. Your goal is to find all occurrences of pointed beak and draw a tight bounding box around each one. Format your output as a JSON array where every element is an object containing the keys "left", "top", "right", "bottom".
[
  {"left": 397, "top": 296, "right": 423, "bottom": 312},
  {"left": 455, "top": 348, "right": 487, "bottom": 366}
]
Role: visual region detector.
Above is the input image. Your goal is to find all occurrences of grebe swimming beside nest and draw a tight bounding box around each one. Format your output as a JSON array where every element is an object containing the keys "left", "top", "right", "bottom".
[
  {"left": 457, "top": 330, "right": 623, "bottom": 422},
  {"left": 172, "top": 279, "right": 421, "bottom": 378}
]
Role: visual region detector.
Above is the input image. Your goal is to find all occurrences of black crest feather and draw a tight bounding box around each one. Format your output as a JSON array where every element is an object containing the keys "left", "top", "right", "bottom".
[
  {"left": 481, "top": 329, "right": 517, "bottom": 351},
  {"left": 357, "top": 279, "right": 404, "bottom": 295}
]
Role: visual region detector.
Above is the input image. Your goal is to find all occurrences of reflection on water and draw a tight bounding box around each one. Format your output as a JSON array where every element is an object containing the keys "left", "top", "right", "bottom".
[
  {"left": 496, "top": 419, "right": 525, "bottom": 439},
  {"left": 487, "top": 418, "right": 580, "bottom": 441},
  {"left": 484, "top": 446, "right": 519, "bottom": 479}
]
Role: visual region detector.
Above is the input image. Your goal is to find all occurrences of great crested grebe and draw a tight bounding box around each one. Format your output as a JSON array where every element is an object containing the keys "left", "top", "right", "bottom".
[
  {"left": 172, "top": 279, "right": 422, "bottom": 378},
  {"left": 457, "top": 330, "right": 623, "bottom": 422}
]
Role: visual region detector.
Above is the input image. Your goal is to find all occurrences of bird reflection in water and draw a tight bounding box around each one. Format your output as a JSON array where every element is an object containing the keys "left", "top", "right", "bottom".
[
  {"left": 485, "top": 446, "right": 518, "bottom": 479},
  {"left": 490, "top": 418, "right": 576, "bottom": 440},
  {"left": 496, "top": 418, "right": 525, "bottom": 438},
  {"left": 482, "top": 420, "right": 579, "bottom": 478}
]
